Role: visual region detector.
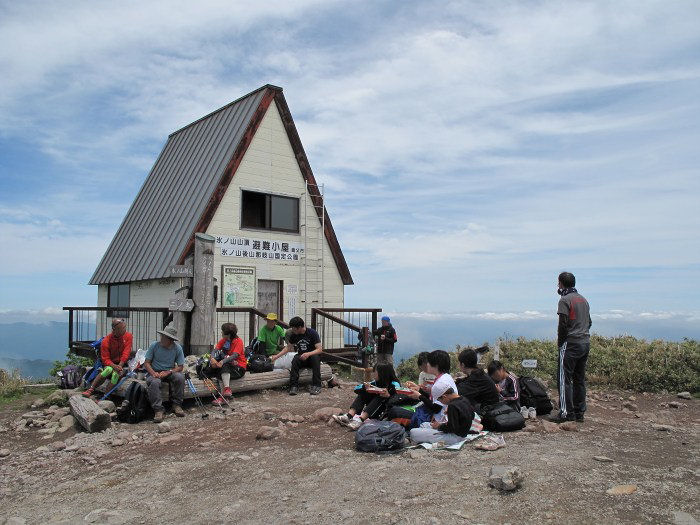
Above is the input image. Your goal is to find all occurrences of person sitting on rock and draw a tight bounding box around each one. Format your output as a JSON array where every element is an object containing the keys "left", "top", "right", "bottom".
[
  {"left": 143, "top": 326, "right": 186, "bottom": 423},
  {"left": 487, "top": 360, "right": 521, "bottom": 411},
  {"left": 82, "top": 318, "right": 133, "bottom": 398},
  {"left": 206, "top": 322, "right": 246, "bottom": 405},
  {"left": 455, "top": 349, "right": 500, "bottom": 413},
  {"left": 409, "top": 385, "right": 477, "bottom": 446},
  {"left": 333, "top": 364, "right": 400, "bottom": 430}
]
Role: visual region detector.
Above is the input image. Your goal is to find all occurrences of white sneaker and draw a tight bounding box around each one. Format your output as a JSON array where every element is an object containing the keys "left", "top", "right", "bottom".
[
  {"left": 528, "top": 407, "right": 537, "bottom": 420},
  {"left": 347, "top": 415, "right": 363, "bottom": 430},
  {"left": 332, "top": 414, "right": 350, "bottom": 426},
  {"left": 520, "top": 406, "right": 529, "bottom": 418}
]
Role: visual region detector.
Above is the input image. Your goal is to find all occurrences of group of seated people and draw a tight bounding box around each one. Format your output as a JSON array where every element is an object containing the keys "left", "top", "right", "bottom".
[{"left": 333, "top": 349, "right": 522, "bottom": 445}]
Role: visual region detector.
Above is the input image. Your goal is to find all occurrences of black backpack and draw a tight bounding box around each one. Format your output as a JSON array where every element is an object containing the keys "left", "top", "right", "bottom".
[
  {"left": 481, "top": 402, "right": 526, "bottom": 432},
  {"left": 117, "top": 381, "right": 153, "bottom": 423},
  {"left": 519, "top": 376, "right": 553, "bottom": 415},
  {"left": 355, "top": 421, "right": 406, "bottom": 453},
  {"left": 245, "top": 338, "right": 265, "bottom": 359},
  {"left": 247, "top": 354, "right": 274, "bottom": 373}
]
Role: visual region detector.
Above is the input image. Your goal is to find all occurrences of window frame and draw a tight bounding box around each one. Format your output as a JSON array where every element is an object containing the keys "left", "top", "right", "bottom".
[
  {"left": 240, "top": 189, "right": 300, "bottom": 234},
  {"left": 107, "top": 283, "right": 130, "bottom": 319}
]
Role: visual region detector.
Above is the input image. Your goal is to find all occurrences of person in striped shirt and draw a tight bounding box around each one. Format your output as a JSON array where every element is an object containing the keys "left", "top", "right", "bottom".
[{"left": 487, "top": 360, "right": 520, "bottom": 411}]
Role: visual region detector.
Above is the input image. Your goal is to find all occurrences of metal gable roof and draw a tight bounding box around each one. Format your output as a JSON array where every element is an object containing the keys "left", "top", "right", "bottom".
[{"left": 90, "top": 85, "right": 353, "bottom": 286}]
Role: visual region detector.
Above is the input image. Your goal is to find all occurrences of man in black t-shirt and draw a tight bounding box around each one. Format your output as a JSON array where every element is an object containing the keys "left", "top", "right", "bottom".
[{"left": 272, "top": 316, "right": 323, "bottom": 395}]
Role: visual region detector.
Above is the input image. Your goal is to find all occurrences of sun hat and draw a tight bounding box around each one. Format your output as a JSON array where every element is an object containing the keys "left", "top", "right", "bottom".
[
  {"left": 156, "top": 325, "right": 179, "bottom": 341},
  {"left": 266, "top": 313, "right": 278, "bottom": 321}
]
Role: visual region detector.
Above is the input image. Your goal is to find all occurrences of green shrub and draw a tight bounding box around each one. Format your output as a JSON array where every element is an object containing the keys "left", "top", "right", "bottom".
[
  {"left": 395, "top": 344, "right": 491, "bottom": 382},
  {"left": 49, "top": 352, "right": 95, "bottom": 378},
  {"left": 498, "top": 335, "right": 699, "bottom": 393},
  {"left": 0, "top": 368, "right": 27, "bottom": 403}
]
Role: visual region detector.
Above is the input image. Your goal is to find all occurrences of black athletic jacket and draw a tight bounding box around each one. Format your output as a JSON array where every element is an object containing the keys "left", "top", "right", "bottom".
[
  {"left": 456, "top": 369, "right": 500, "bottom": 409},
  {"left": 373, "top": 325, "right": 397, "bottom": 354},
  {"left": 437, "top": 396, "right": 476, "bottom": 437}
]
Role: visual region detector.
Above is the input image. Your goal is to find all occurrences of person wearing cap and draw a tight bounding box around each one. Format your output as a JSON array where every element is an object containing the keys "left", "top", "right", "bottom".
[
  {"left": 82, "top": 318, "right": 133, "bottom": 398},
  {"left": 409, "top": 386, "right": 477, "bottom": 445},
  {"left": 143, "top": 325, "right": 186, "bottom": 422},
  {"left": 372, "top": 316, "right": 397, "bottom": 366},
  {"left": 455, "top": 349, "right": 499, "bottom": 413},
  {"left": 257, "top": 313, "right": 286, "bottom": 357}
]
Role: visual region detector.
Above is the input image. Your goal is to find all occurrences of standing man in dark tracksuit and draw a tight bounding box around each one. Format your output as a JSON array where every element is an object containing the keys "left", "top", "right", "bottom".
[
  {"left": 373, "top": 316, "right": 397, "bottom": 366},
  {"left": 553, "top": 271, "right": 592, "bottom": 423}
]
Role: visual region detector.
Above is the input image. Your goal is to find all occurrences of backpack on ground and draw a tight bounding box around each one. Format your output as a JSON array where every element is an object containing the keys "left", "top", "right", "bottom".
[
  {"left": 355, "top": 420, "right": 406, "bottom": 453},
  {"left": 519, "top": 376, "right": 553, "bottom": 415},
  {"left": 58, "top": 365, "right": 86, "bottom": 389},
  {"left": 481, "top": 401, "right": 526, "bottom": 432},
  {"left": 117, "top": 381, "right": 153, "bottom": 423},
  {"left": 247, "top": 354, "right": 274, "bottom": 373}
]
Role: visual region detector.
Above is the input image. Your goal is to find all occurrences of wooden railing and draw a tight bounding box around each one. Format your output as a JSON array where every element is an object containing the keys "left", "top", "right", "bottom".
[
  {"left": 311, "top": 308, "right": 382, "bottom": 367},
  {"left": 216, "top": 307, "right": 289, "bottom": 345}
]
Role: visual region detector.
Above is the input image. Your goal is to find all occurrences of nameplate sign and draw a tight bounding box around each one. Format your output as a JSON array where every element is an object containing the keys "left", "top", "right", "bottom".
[
  {"left": 169, "top": 265, "right": 194, "bottom": 278},
  {"left": 521, "top": 359, "right": 538, "bottom": 368},
  {"left": 169, "top": 298, "right": 195, "bottom": 312}
]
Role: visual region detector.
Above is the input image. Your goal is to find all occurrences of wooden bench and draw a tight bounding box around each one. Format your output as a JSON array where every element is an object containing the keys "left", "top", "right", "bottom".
[{"left": 96, "top": 363, "right": 333, "bottom": 400}]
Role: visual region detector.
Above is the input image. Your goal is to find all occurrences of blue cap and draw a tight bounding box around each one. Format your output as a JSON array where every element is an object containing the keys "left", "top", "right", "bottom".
[{"left": 381, "top": 316, "right": 390, "bottom": 322}]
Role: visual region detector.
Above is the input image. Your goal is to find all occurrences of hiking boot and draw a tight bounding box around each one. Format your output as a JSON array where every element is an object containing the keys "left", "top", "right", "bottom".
[
  {"left": 575, "top": 413, "right": 585, "bottom": 423},
  {"left": 82, "top": 388, "right": 94, "bottom": 398},
  {"left": 288, "top": 386, "right": 298, "bottom": 396},
  {"left": 309, "top": 385, "right": 321, "bottom": 395},
  {"left": 347, "top": 416, "right": 364, "bottom": 431},
  {"left": 212, "top": 396, "right": 225, "bottom": 406},
  {"left": 222, "top": 387, "right": 232, "bottom": 397},
  {"left": 153, "top": 411, "right": 165, "bottom": 423},
  {"left": 549, "top": 414, "right": 575, "bottom": 424},
  {"left": 173, "top": 405, "right": 185, "bottom": 417},
  {"left": 332, "top": 414, "right": 351, "bottom": 426}
]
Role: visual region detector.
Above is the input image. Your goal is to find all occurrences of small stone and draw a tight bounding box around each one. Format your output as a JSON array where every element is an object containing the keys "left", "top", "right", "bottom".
[
  {"left": 239, "top": 455, "right": 251, "bottom": 461},
  {"left": 652, "top": 424, "right": 675, "bottom": 432},
  {"left": 97, "top": 400, "right": 117, "bottom": 413},
  {"left": 0, "top": 448, "right": 10, "bottom": 458},
  {"left": 672, "top": 510, "right": 699, "bottom": 525},
  {"left": 58, "top": 414, "right": 76, "bottom": 432},
  {"left": 111, "top": 438, "right": 125, "bottom": 447},
  {"left": 256, "top": 426, "right": 283, "bottom": 440},
  {"left": 31, "top": 398, "right": 46, "bottom": 408},
  {"left": 488, "top": 465, "right": 525, "bottom": 491},
  {"left": 541, "top": 420, "right": 560, "bottom": 433},
  {"left": 668, "top": 401, "right": 682, "bottom": 409},
  {"left": 157, "top": 422, "right": 171, "bottom": 434},
  {"left": 311, "top": 406, "right": 344, "bottom": 421},
  {"left": 286, "top": 421, "right": 299, "bottom": 428},
  {"left": 593, "top": 456, "right": 614, "bottom": 463},
  {"left": 408, "top": 449, "right": 426, "bottom": 459},
  {"left": 622, "top": 401, "right": 638, "bottom": 412},
  {"left": 4, "top": 517, "right": 27, "bottom": 525},
  {"left": 606, "top": 484, "right": 637, "bottom": 495},
  {"left": 560, "top": 421, "right": 580, "bottom": 432},
  {"left": 677, "top": 392, "right": 691, "bottom": 400}
]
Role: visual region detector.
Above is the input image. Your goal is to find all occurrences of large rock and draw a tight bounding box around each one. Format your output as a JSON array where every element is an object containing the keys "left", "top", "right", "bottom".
[
  {"left": 311, "top": 407, "right": 344, "bottom": 422},
  {"left": 541, "top": 420, "right": 560, "bottom": 433},
  {"left": 97, "top": 400, "right": 117, "bottom": 413},
  {"left": 677, "top": 392, "right": 692, "bottom": 400},
  {"left": 560, "top": 421, "right": 580, "bottom": 432},
  {"left": 45, "top": 389, "right": 72, "bottom": 406},
  {"left": 256, "top": 426, "right": 284, "bottom": 440},
  {"left": 488, "top": 466, "right": 525, "bottom": 491},
  {"left": 69, "top": 396, "right": 111, "bottom": 433},
  {"left": 58, "top": 414, "right": 76, "bottom": 432}
]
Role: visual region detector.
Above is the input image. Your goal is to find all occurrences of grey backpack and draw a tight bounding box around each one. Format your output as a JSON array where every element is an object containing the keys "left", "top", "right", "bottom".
[{"left": 355, "top": 420, "right": 406, "bottom": 453}]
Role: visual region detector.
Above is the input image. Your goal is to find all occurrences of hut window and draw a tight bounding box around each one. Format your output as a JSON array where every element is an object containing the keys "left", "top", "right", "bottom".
[
  {"left": 241, "top": 190, "right": 299, "bottom": 233},
  {"left": 108, "top": 283, "right": 130, "bottom": 318}
]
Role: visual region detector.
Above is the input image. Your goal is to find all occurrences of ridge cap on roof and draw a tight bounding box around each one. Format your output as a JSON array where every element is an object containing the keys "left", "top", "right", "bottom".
[{"left": 167, "top": 84, "right": 283, "bottom": 138}]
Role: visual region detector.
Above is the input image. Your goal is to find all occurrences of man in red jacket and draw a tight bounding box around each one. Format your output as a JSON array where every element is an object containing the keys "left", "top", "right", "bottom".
[{"left": 82, "top": 318, "right": 134, "bottom": 397}]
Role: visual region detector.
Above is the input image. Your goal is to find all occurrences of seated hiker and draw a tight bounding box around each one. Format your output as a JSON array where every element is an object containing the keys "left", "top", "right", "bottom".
[
  {"left": 404, "top": 349, "right": 457, "bottom": 428},
  {"left": 333, "top": 364, "right": 401, "bottom": 430},
  {"left": 455, "top": 349, "right": 500, "bottom": 413},
  {"left": 417, "top": 351, "right": 436, "bottom": 387},
  {"left": 207, "top": 323, "right": 246, "bottom": 405},
  {"left": 257, "top": 313, "right": 286, "bottom": 357},
  {"left": 487, "top": 360, "right": 520, "bottom": 411},
  {"left": 143, "top": 326, "right": 186, "bottom": 423},
  {"left": 409, "top": 385, "right": 476, "bottom": 446},
  {"left": 272, "top": 316, "right": 323, "bottom": 396},
  {"left": 82, "top": 318, "right": 133, "bottom": 397}
]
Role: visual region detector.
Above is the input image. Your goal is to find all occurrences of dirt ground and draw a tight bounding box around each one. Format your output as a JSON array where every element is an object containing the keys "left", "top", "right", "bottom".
[{"left": 0, "top": 382, "right": 698, "bottom": 525}]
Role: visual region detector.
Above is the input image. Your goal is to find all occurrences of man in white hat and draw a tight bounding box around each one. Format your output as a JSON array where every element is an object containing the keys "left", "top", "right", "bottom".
[{"left": 143, "top": 325, "right": 185, "bottom": 422}]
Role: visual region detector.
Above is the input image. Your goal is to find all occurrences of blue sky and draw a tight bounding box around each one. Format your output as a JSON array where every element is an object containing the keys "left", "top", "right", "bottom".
[{"left": 1, "top": 0, "right": 699, "bottom": 334}]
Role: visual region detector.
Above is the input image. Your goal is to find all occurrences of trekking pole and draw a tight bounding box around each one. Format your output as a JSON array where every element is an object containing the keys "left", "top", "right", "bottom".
[
  {"left": 100, "top": 370, "right": 136, "bottom": 401},
  {"left": 184, "top": 372, "right": 208, "bottom": 419},
  {"left": 203, "top": 377, "right": 234, "bottom": 411}
]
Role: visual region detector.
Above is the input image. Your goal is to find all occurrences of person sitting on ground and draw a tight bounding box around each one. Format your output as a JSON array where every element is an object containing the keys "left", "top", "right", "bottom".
[
  {"left": 409, "top": 386, "right": 476, "bottom": 446},
  {"left": 206, "top": 323, "right": 246, "bottom": 405},
  {"left": 455, "top": 349, "right": 500, "bottom": 413},
  {"left": 417, "top": 351, "right": 436, "bottom": 387},
  {"left": 487, "top": 360, "right": 520, "bottom": 411},
  {"left": 333, "top": 364, "right": 401, "bottom": 430},
  {"left": 82, "top": 318, "right": 133, "bottom": 398},
  {"left": 404, "top": 349, "right": 457, "bottom": 428},
  {"left": 271, "top": 316, "right": 323, "bottom": 396},
  {"left": 143, "top": 326, "right": 185, "bottom": 423},
  {"left": 257, "top": 313, "right": 286, "bottom": 357}
]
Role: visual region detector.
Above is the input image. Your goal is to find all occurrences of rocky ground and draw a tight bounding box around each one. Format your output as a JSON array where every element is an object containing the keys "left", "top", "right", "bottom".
[{"left": 0, "top": 382, "right": 698, "bottom": 525}]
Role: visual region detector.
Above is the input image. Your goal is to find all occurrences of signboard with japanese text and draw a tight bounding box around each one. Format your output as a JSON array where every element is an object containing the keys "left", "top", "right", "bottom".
[
  {"left": 221, "top": 266, "right": 256, "bottom": 307},
  {"left": 215, "top": 235, "right": 304, "bottom": 262}
]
